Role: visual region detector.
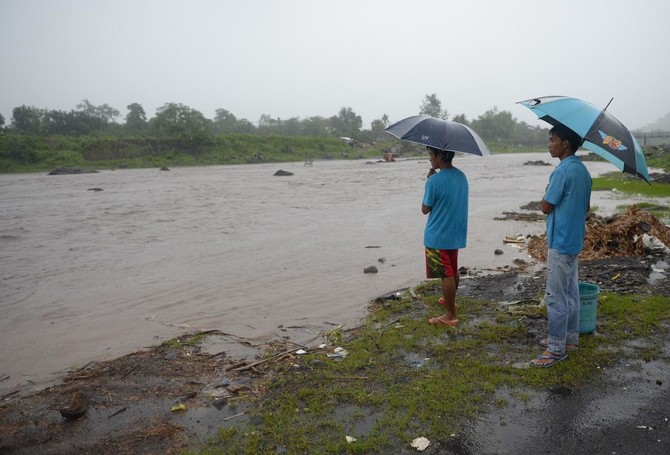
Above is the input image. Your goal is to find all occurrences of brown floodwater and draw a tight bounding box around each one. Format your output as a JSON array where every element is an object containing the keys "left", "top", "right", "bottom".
[{"left": 0, "top": 153, "right": 650, "bottom": 395}]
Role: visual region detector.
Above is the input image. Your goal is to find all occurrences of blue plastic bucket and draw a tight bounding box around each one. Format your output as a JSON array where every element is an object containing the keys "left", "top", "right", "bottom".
[{"left": 578, "top": 282, "right": 600, "bottom": 334}]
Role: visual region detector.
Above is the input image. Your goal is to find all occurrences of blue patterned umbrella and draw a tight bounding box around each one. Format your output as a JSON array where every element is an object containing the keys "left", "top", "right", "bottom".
[
  {"left": 517, "top": 96, "right": 650, "bottom": 183},
  {"left": 385, "top": 115, "right": 492, "bottom": 156}
]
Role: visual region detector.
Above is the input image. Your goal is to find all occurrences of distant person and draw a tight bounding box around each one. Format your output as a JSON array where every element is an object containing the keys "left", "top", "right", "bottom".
[
  {"left": 422, "top": 146, "right": 469, "bottom": 327},
  {"left": 531, "top": 124, "right": 592, "bottom": 367}
]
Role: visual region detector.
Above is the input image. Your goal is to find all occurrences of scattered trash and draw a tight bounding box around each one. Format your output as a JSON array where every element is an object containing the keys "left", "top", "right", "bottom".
[
  {"left": 611, "top": 273, "right": 621, "bottom": 281},
  {"left": 295, "top": 349, "right": 307, "bottom": 355},
  {"left": 327, "top": 347, "right": 348, "bottom": 359},
  {"left": 345, "top": 435, "right": 357, "bottom": 443},
  {"left": 643, "top": 234, "right": 670, "bottom": 255},
  {"left": 503, "top": 235, "right": 526, "bottom": 244},
  {"left": 171, "top": 403, "right": 186, "bottom": 412},
  {"left": 410, "top": 436, "right": 430, "bottom": 451},
  {"left": 318, "top": 343, "right": 327, "bottom": 349}
]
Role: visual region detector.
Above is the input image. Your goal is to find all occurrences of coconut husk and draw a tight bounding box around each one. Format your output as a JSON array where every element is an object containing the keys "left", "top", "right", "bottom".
[{"left": 527, "top": 206, "right": 670, "bottom": 262}]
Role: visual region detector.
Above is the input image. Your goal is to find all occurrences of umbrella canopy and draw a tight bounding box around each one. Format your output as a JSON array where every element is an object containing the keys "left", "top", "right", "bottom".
[
  {"left": 385, "top": 115, "right": 492, "bottom": 156},
  {"left": 517, "top": 96, "right": 650, "bottom": 184}
]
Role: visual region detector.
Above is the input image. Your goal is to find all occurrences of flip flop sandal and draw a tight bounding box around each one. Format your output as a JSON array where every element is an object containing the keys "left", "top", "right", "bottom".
[
  {"left": 539, "top": 338, "right": 578, "bottom": 351},
  {"left": 428, "top": 317, "right": 458, "bottom": 327},
  {"left": 530, "top": 352, "right": 567, "bottom": 368}
]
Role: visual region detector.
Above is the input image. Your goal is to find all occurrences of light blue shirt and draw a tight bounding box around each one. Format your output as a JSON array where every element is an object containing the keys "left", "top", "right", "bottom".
[
  {"left": 544, "top": 156, "right": 592, "bottom": 254},
  {"left": 423, "top": 167, "right": 468, "bottom": 250}
]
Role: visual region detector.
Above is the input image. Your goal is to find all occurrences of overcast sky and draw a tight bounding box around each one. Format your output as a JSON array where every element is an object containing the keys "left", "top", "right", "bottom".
[{"left": 1, "top": 0, "right": 669, "bottom": 130}]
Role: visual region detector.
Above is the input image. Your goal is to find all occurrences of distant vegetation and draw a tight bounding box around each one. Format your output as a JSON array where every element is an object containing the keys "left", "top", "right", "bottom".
[{"left": 0, "top": 94, "right": 557, "bottom": 173}]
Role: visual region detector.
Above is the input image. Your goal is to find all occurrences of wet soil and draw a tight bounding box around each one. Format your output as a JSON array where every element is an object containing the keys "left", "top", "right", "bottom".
[{"left": 1, "top": 256, "right": 669, "bottom": 454}]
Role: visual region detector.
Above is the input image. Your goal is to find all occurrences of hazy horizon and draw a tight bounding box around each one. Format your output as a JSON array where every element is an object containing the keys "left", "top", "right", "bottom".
[{"left": 2, "top": 0, "right": 669, "bottom": 131}]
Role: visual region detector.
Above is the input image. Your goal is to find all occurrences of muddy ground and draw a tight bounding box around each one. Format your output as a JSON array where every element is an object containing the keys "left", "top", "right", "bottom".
[{"left": 1, "top": 255, "right": 669, "bottom": 454}]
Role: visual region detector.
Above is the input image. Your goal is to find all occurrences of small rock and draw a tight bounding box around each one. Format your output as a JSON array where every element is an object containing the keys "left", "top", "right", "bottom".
[
  {"left": 87, "top": 188, "right": 103, "bottom": 192},
  {"left": 59, "top": 391, "right": 89, "bottom": 419},
  {"left": 494, "top": 249, "right": 504, "bottom": 255},
  {"left": 159, "top": 167, "right": 170, "bottom": 171},
  {"left": 363, "top": 266, "right": 378, "bottom": 274}
]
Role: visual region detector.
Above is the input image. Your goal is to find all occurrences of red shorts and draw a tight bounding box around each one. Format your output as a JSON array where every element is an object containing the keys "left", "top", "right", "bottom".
[{"left": 425, "top": 248, "right": 458, "bottom": 278}]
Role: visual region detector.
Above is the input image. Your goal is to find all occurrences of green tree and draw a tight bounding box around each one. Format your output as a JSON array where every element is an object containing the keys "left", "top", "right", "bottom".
[
  {"left": 451, "top": 114, "right": 469, "bottom": 125},
  {"left": 213, "top": 108, "right": 238, "bottom": 133},
  {"left": 125, "top": 103, "right": 147, "bottom": 132},
  {"left": 420, "top": 94, "right": 448, "bottom": 119},
  {"left": 329, "top": 107, "right": 362, "bottom": 138},
  {"left": 11, "top": 105, "right": 43, "bottom": 133},
  {"left": 0, "top": 113, "right": 4, "bottom": 130},
  {"left": 301, "top": 116, "right": 329, "bottom": 137},
  {"left": 370, "top": 114, "right": 390, "bottom": 140},
  {"left": 151, "top": 103, "right": 211, "bottom": 141},
  {"left": 77, "top": 99, "right": 120, "bottom": 125},
  {"left": 471, "top": 107, "right": 516, "bottom": 141}
]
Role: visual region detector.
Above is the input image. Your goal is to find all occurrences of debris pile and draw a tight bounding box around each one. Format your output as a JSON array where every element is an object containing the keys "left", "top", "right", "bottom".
[{"left": 528, "top": 206, "right": 670, "bottom": 262}]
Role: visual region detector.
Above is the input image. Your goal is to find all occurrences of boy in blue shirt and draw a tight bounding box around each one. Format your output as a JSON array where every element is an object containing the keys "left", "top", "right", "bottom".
[
  {"left": 422, "top": 146, "right": 469, "bottom": 327},
  {"left": 531, "top": 124, "right": 592, "bottom": 367}
]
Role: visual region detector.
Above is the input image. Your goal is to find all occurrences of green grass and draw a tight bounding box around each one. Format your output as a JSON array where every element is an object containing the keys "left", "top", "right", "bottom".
[
  {"left": 592, "top": 175, "right": 670, "bottom": 196},
  {"left": 189, "top": 285, "right": 670, "bottom": 454}
]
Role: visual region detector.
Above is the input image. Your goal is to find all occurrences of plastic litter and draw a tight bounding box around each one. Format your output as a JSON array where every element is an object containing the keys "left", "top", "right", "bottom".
[
  {"left": 411, "top": 436, "right": 430, "bottom": 451},
  {"left": 327, "top": 347, "right": 348, "bottom": 359},
  {"left": 345, "top": 435, "right": 357, "bottom": 443},
  {"left": 171, "top": 403, "right": 186, "bottom": 412}
]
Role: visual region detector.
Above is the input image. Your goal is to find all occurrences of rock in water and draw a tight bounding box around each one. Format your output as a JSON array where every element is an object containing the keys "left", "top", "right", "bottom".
[
  {"left": 59, "top": 391, "right": 89, "bottom": 419},
  {"left": 274, "top": 169, "right": 294, "bottom": 176}
]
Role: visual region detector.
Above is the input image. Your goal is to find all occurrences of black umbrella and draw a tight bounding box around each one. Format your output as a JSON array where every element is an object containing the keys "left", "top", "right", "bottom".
[{"left": 385, "top": 115, "right": 492, "bottom": 156}]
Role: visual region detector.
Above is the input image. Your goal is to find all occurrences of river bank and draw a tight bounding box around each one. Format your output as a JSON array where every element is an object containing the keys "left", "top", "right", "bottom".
[{"left": 1, "top": 254, "right": 669, "bottom": 454}]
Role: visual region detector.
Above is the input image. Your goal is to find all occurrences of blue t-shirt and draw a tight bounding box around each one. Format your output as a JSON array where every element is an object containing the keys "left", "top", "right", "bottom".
[
  {"left": 422, "top": 167, "right": 469, "bottom": 250},
  {"left": 544, "top": 156, "right": 592, "bottom": 254}
]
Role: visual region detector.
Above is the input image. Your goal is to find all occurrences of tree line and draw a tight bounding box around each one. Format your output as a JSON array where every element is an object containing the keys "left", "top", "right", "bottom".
[{"left": 0, "top": 94, "right": 548, "bottom": 146}]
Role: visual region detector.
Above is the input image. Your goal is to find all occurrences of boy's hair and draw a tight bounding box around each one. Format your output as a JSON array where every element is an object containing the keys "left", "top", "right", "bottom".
[
  {"left": 427, "top": 146, "right": 455, "bottom": 162},
  {"left": 549, "top": 124, "right": 582, "bottom": 153}
]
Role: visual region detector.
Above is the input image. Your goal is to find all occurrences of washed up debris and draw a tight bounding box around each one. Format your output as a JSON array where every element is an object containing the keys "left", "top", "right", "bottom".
[
  {"left": 345, "top": 435, "right": 357, "bottom": 443},
  {"left": 59, "top": 391, "right": 89, "bottom": 419},
  {"left": 495, "top": 211, "right": 544, "bottom": 222},
  {"left": 503, "top": 235, "right": 526, "bottom": 244},
  {"left": 364, "top": 265, "right": 378, "bottom": 274},
  {"left": 528, "top": 206, "right": 670, "bottom": 262},
  {"left": 170, "top": 403, "right": 186, "bottom": 412},
  {"left": 524, "top": 160, "right": 551, "bottom": 166},
  {"left": 494, "top": 249, "right": 504, "bottom": 255},
  {"left": 107, "top": 407, "right": 127, "bottom": 419},
  {"left": 643, "top": 234, "right": 670, "bottom": 255},
  {"left": 327, "top": 347, "right": 348, "bottom": 359},
  {"left": 410, "top": 436, "right": 430, "bottom": 451},
  {"left": 87, "top": 187, "right": 103, "bottom": 191},
  {"left": 295, "top": 349, "right": 307, "bottom": 355}
]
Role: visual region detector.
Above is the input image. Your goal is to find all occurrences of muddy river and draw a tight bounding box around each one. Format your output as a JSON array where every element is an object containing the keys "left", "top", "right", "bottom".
[{"left": 0, "top": 152, "right": 655, "bottom": 395}]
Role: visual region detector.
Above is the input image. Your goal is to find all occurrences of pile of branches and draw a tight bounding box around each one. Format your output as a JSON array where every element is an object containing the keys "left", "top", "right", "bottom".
[{"left": 528, "top": 206, "right": 670, "bottom": 262}]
